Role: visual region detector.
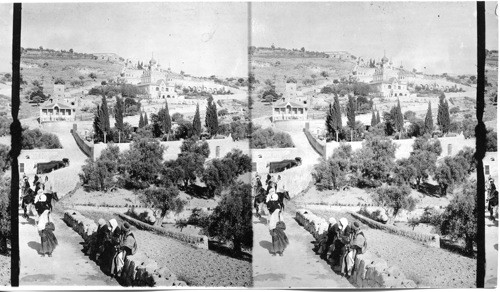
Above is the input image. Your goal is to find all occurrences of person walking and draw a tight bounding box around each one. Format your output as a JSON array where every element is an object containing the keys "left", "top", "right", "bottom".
[
  {"left": 38, "top": 209, "right": 58, "bottom": 257},
  {"left": 269, "top": 208, "right": 289, "bottom": 256}
]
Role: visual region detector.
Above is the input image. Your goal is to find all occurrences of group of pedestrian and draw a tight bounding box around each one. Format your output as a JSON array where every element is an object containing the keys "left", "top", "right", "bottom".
[
  {"left": 313, "top": 217, "right": 367, "bottom": 277},
  {"left": 85, "top": 218, "right": 137, "bottom": 278}
]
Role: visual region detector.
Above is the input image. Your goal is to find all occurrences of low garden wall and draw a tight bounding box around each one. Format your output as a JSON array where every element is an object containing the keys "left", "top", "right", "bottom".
[
  {"left": 348, "top": 211, "right": 440, "bottom": 248},
  {"left": 71, "top": 124, "right": 93, "bottom": 158},
  {"left": 303, "top": 128, "right": 326, "bottom": 158},
  {"left": 63, "top": 210, "right": 187, "bottom": 287},
  {"left": 117, "top": 213, "right": 209, "bottom": 250},
  {"left": 295, "top": 209, "right": 418, "bottom": 288}
]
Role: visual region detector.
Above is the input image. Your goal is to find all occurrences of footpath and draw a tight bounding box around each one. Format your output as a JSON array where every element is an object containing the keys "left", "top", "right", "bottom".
[
  {"left": 252, "top": 204, "right": 352, "bottom": 288},
  {"left": 485, "top": 210, "right": 498, "bottom": 288},
  {"left": 19, "top": 210, "right": 118, "bottom": 287}
]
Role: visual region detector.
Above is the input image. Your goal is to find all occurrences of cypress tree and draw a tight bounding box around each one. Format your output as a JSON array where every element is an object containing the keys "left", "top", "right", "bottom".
[
  {"left": 139, "top": 112, "right": 144, "bottom": 128},
  {"left": 114, "top": 96, "right": 124, "bottom": 132},
  {"left": 424, "top": 101, "right": 433, "bottom": 134},
  {"left": 162, "top": 101, "right": 172, "bottom": 135},
  {"left": 193, "top": 103, "right": 202, "bottom": 137},
  {"left": 346, "top": 95, "right": 356, "bottom": 141},
  {"left": 101, "top": 94, "right": 110, "bottom": 133},
  {"left": 437, "top": 93, "right": 450, "bottom": 133},
  {"left": 325, "top": 103, "right": 334, "bottom": 140},
  {"left": 332, "top": 94, "right": 343, "bottom": 141},
  {"left": 144, "top": 112, "right": 149, "bottom": 126},
  {"left": 205, "top": 96, "right": 219, "bottom": 136},
  {"left": 371, "top": 110, "right": 377, "bottom": 127},
  {"left": 93, "top": 105, "right": 103, "bottom": 142},
  {"left": 394, "top": 100, "right": 404, "bottom": 136}
]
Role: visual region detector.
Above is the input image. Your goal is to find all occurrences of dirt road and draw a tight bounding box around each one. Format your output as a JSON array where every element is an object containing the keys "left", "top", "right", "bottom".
[
  {"left": 19, "top": 210, "right": 117, "bottom": 287},
  {"left": 252, "top": 206, "right": 352, "bottom": 288}
]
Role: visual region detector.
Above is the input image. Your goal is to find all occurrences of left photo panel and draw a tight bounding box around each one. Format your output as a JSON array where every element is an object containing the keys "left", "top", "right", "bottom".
[
  {"left": 17, "top": 2, "right": 251, "bottom": 287},
  {"left": 0, "top": 3, "right": 12, "bottom": 288}
]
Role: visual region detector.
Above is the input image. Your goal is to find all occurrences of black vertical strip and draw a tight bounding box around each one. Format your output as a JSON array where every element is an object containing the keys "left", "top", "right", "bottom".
[
  {"left": 10, "top": 2, "right": 22, "bottom": 288},
  {"left": 247, "top": 1, "right": 253, "bottom": 287},
  {"left": 475, "top": 1, "right": 486, "bottom": 289}
]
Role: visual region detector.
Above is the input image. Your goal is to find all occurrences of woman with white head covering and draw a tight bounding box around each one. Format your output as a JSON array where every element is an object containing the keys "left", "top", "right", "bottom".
[
  {"left": 101, "top": 218, "right": 122, "bottom": 276},
  {"left": 269, "top": 208, "right": 289, "bottom": 256},
  {"left": 38, "top": 209, "right": 57, "bottom": 257},
  {"left": 329, "top": 217, "right": 352, "bottom": 269}
]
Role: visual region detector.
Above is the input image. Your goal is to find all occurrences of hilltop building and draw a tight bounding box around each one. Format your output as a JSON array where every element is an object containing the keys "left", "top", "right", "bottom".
[
  {"left": 272, "top": 82, "right": 308, "bottom": 121},
  {"left": 370, "top": 54, "right": 409, "bottom": 98},
  {"left": 53, "top": 84, "right": 65, "bottom": 99},
  {"left": 137, "top": 56, "right": 178, "bottom": 99}
]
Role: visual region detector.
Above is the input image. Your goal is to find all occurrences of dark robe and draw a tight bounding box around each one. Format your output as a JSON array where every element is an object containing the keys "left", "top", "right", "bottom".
[
  {"left": 100, "top": 227, "right": 122, "bottom": 276},
  {"left": 40, "top": 222, "right": 58, "bottom": 255},
  {"left": 88, "top": 224, "right": 110, "bottom": 260},
  {"left": 315, "top": 223, "right": 339, "bottom": 257},
  {"left": 120, "top": 231, "right": 137, "bottom": 256},
  {"left": 270, "top": 221, "right": 289, "bottom": 254}
]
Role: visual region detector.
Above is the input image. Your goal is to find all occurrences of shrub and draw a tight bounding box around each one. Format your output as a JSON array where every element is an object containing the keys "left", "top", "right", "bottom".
[
  {"left": 21, "top": 128, "right": 62, "bottom": 149},
  {"left": 121, "top": 138, "right": 164, "bottom": 188},
  {"left": 141, "top": 186, "right": 187, "bottom": 226},
  {"left": 0, "top": 175, "right": 10, "bottom": 254},
  {"left": 79, "top": 145, "right": 120, "bottom": 191},
  {"left": 372, "top": 185, "right": 417, "bottom": 223},
  {"left": 250, "top": 127, "right": 294, "bottom": 149},
  {"left": 312, "top": 144, "right": 352, "bottom": 190}
]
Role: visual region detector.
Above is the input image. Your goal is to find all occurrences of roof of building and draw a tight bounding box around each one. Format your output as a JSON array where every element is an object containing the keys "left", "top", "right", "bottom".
[
  {"left": 41, "top": 102, "right": 73, "bottom": 110},
  {"left": 273, "top": 101, "right": 306, "bottom": 108}
]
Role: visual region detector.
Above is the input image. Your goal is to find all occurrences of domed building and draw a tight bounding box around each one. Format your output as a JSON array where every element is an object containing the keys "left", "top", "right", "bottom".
[
  {"left": 370, "top": 53, "right": 409, "bottom": 98},
  {"left": 137, "top": 54, "right": 178, "bottom": 99}
]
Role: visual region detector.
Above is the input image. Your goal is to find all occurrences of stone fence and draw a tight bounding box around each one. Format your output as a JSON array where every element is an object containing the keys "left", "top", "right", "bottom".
[
  {"left": 295, "top": 209, "right": 417, "bottom": 288},
  {"left": 63, "top": 210, "right": 187, "bottom": 287},
  {"left": 348, "top": 211, "right": 440, "bottom": 248},
  {"left": 71, "top": 124, "right": 93, "bottom": 158},
  {"left": 303, "top": 128, "right": 325, "bottom": 157},
  {"left": 117, "top": 213, "right": 209, "bottom": 250}
]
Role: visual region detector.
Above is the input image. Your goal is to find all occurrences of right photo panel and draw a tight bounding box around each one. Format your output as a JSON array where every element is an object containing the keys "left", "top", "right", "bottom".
[{"left": 250, "top": 2, "right": 497, "bottom": 289}]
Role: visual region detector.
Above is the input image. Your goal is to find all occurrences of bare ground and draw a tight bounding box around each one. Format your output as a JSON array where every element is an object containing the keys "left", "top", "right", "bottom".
[
  {"left": 311, "top": 209, "right": 476, "bottom": 288},
  {"left": 75, "top": 209, "right": 252, "bottom": 287}
]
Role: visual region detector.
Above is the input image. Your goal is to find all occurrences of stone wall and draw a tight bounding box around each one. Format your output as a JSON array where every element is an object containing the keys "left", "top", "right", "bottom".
[
  {"left": 303, "top": 128, "right": 326, "bottom": 157},
  {"left": 295, "top": 209, "right": 417, "bottom": 288},
  {"left": 71, "top": 124, "right": 93, "bottom": 158},
  {"left": 117, "top": 213, "right": 209, "bottom": 250},
  {"left": 63, "top": 210, "right": 187, "bottom": 287},
  {"left": 348, "top": 211, "right": 440, "bottom": 248}
]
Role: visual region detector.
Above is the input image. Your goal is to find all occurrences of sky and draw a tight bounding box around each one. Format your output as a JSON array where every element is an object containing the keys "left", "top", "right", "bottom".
[
  {"left": 252, "top": 2, "right": 498, "bottom": 75},
  {"left": 16, "top": 2, "right": 249, "bottom": 78},
  {"left": 0, "top": 2, "right": 498, "bottom": 76}
]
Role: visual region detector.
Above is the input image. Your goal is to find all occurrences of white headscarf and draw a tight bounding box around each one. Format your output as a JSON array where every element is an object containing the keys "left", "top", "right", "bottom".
[
  {"left": 269, "top": 209, "right": 283, "bottom": 231},
  {"left": 109, "top": 219, "right": 118, "bottom": 233},
  {"left": 339, "top": 217, "right": 348, "bottom": 232},
  {"left": 329, "top": 217, "right": 337, "bottom": 225},
  {"left": 266, "top": 188, "right": 278, "bottom": 202},
  {"left": 37, "top": 209, "right": 51, "bottom": 232}
]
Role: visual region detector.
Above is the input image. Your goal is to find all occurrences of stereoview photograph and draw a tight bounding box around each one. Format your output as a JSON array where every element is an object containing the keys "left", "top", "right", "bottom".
[
  {"left": 17, "top": 2, "right": 251, "bottom": 287},
  {"left": 250, "top": 1, "right": 497, "bottom": 289}
]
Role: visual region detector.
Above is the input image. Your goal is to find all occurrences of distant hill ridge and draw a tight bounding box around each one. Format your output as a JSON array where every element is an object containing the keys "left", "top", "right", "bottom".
[
  {"left": 22, "top": 47, "right": 124, "bottom": 62},
  {"left": 251, "top": 46, "right": 330, "bottom": 58}
]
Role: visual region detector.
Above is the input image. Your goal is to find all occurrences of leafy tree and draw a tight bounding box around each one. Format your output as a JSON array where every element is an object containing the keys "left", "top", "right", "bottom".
[
  {"left": 412, "top": 136, "right": 442, "bottom": 156},
  {"left": 121, "top": 138, "right": 164, "bottom": 188},
  {"left": 54, "top": 78, "right": 65, "bottom": 85},
  {"left": 192, "top": 103, "right": 202, "bottom": 137},
  {"left": 486, "top": 129, "right": 497, "bottom": 151},
  {"left": 456, "top": 147, "right": 476, "bottom": 174},
  {"left": 250, "top": 127, "right": 294, "bottom": 149},
  {"left": 0, "top": 175, "right": 10, "bottom": 254},
  {"left": 21, "top": 128, "right": 62, "bottom": 149},
  {"left": 172, "top": 112, "right": 184, "bottom": 122},
  {"left": 114, "top": 96, "right": 124, "bottom": 132},
  {"left": 409, "top": 150, "right": 437, "bottom": 189},
  {"left": 392, "top": 158, "right": 417, "bottom": 185},
  {"left": 407, "top": 119, "right": 425, "bottom": 138},
  {"left": 141, "top": 186, "right": 187, "bottom": 226},
  {"left": 372, "top": 185, "right": 417, "bottom": 224},
  {"left": 174, "top": 121, "right": 194, "bottom": 140},
  {"left": 312, "top": 144, "right": 352, "bottom": 190},
  {"left": 434, "top": 156, "right": 468, "bottom": 196},
  {"left": 202, "top": 150, "right": 251, "bottom": 197},
  {"left": 0, "top": 145, "right": 10, "bottom": 173},
  {"left": 89, "top": 72, "right": 97, "bottom": 80},
  {"left": 180, "top": 138, "right": 210, "bottom": 158},
  {"left": 352, "top": 136, "right": 397, "bottom": 187},
  {"left": 403, "top": 110, "right": 416, "bottom": 121},
  {"left": 79, "top": 145, "right": 120, "bottom": 191},
  {"left": 207, "top": 182, "right": 252, "bottom": 254},
  {"left": 439, "top": 179, "right": 477, "bottom": 255}
]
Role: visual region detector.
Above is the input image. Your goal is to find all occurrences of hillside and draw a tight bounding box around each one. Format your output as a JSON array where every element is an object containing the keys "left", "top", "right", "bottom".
[
  {"left": 485, "top": 50, "right": 498, "bottom": 125},
  {"left": 21, "top": 51, "right": 124, "bottom": 96}
]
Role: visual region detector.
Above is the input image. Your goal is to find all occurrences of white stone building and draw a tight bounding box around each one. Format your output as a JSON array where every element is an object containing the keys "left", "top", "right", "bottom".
[{"left": 40, "top": 101, "right": 76, "bottom": 122}]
